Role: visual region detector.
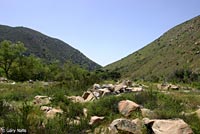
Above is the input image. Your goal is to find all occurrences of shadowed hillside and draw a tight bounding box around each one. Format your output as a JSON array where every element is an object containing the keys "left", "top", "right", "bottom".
[
  {"left": 0, "top": 25, "right": 101, "bottom": 70},
  {"left": 105, "top": 15, "right": 200, "bottom": 80}
]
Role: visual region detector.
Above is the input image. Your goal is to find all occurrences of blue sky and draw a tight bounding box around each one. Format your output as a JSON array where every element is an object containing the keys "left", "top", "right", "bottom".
[{"left": 1, "top": 0, "right": 200, "bottom": 66}]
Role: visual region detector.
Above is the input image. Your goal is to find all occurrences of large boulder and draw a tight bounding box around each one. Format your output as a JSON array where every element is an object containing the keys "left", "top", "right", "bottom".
[
  {"left": 143, "top": 118, "right": 193, "bottom": 134},
  {"left": 89, "top": 116, "right": 105, "bottom": 125},
  {"left": 109, "top": 118, "right": 142, "bottom": 134},
  {"left": 118, "top": 100, "right": 140, "bottom": 117}
]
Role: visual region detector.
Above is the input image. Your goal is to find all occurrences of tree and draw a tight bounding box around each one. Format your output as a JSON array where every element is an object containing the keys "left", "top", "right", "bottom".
[{"left": 0, "top": 40, "right": 26, "bottom": 78}]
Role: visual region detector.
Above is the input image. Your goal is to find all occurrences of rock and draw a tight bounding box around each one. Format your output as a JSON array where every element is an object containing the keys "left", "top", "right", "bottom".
[
  {"left": 34, "top": 95, "right": 51, "bottom": 105},
  {"left": 82, "top": 92, "right": 91, "bottom": 100},
  {"left": 132, "top": 87, "right": 143, "bottom": 92},
  {"left": 89, "top": 116, "right": 105, "bottom": 125},
  {"left": 109, "top": 118, "right": 142, "bottom": 134},
  {"left": 29, "top": 79, "right": 34, "bottom": 84},
  {"left": 170, "top": 84, "right": 179, "bottom": 90},
  {"left": 125, "top": 80, "right": 132, "bottom": 87},
  {"left": 93, "top": 83, "right": 101, "bottom": 90},
  {"left": 0, "top": 128, "right": 3, "bottom": 134},
  {"left": 114, "top": 82, "right": 127, "bottom": 92},
  {"left": 195, "top": 109, "right": 200, "bottom": 118},
  {"left": 83, "top": 108, "right": 88, "bottom": 118},
  {"left": 46, "top": 108, "right": 63, "bottom": 119},
  {"left": 157, "top": 83, "right": 179, "bottom": 90},
  {"left": 144, "top": 118, "right": 193, "bottom": 134},
  {"left": 67, "top": 96, "right": 85, "bottom": 103},
  {"left": 0, "top": 77, "right": 8, "bottom": 83},
  {"left": 67, "top": 118, "right": 81, "bottom": 125},
  {"left": 34, "top": 95, "right": 50, "bottom": 99},
  {"left": 157, "top": 83, "right": 171, "bottom": 90},
  {"left": 84, "top": 92, "right": 96, "bottom": 102},
  {"left": 102, "top": 84, "right": 115, "bottom": 91},
  {"left": 98, "top": 88, "right": 111, "bottom": 97},
  {"left": 141, "top": 108, "right": 155, "bottom": 118},
  {"left": 93, "top": 91, "right": 101, "bottom": 98},
  {"left": 124, "top": 87, "right": 133, "bottom": 92},
  {"left": 40, "top": 106, "right": 52, "bottom": 112},
  {"left": 118, "top": 100, "right": 140, "bottom": 117}
]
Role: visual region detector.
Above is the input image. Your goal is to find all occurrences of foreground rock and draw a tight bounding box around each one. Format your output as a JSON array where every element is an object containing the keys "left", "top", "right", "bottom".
[
  {"left": 109, "top": 118, "right": 142, "bottom": 134},
  {"left": 118, "top": 100, "right": 140, "bottom": 117},
  {"left": 144, "top": 118, "right": 193, "bottom": 134}
]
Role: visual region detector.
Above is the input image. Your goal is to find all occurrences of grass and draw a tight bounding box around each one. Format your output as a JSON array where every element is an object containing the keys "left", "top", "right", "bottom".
[{"left": 1, "top": 82, "right": 200, "bottom": 133}]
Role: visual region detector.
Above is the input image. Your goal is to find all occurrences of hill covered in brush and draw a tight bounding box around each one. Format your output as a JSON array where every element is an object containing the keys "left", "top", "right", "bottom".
[{"left": 105, "top": 15, "right": 200, "bottom": 81}]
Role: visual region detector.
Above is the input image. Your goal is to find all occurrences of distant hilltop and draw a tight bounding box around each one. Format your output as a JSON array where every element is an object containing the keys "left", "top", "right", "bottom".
[{"left": 0, "top": 25, "right": 101, "bottom": 70}]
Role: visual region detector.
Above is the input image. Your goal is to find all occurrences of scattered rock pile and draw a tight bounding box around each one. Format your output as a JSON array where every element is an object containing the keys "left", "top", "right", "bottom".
[
  {"left": 67, "top": 80, "right": 145, "bottom": 103},
  {"left": 100, "top": 99, "right": 193, "bottom": 134}
]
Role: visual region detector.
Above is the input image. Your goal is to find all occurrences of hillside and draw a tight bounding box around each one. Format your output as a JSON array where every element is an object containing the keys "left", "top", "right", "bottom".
[
  {"left": 0, "top": 25, "right": 101, "bottom": 70},
  {"left": 105, "top": 15, "right": 200, "bottom": 80}
]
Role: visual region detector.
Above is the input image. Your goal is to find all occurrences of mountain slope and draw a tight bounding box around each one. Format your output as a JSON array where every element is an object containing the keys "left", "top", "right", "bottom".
[
  {"left": 0, "top": 25, "right": 101, "bottom": 70},
  {"left": 105, "top": 15, "right": 200, "bottom": 80}
]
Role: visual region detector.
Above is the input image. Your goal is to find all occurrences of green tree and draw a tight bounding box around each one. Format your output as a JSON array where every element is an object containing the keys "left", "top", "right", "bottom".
[
  {"left": 0, "top": 40, "right": 26, "bottom": 78},
  {"left": 10, "top": 55, "right": 48, "bottom": 81}
]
